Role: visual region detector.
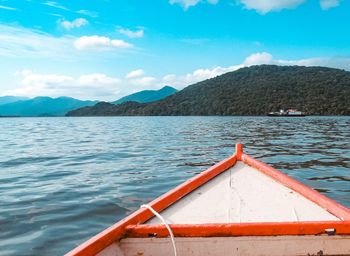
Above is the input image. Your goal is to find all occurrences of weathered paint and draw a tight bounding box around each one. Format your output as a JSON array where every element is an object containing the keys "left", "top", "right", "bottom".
[
  {"left": 147, "top": 162, "right": 339, "bottom": 224},
  {"left": 98, "top": 236, "right": 350, "bottom": 256},
  {"left": 125, "top": 221, "right": 350, "bottom": 238},
  {"left": 241, "top": 152, "right": 350, "bottom": 220}
]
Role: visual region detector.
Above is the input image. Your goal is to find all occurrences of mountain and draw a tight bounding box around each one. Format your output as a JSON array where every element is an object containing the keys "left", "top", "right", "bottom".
[
  {"left": 0, "top": 96, "right": 97, "bottom": 117},
  {"left": 113, "top": 86, "right": 177, "bottom": 104},
  {"left": 0, "top": 96, "right": 29, "bottom": 106},
  {"left": 67, "top": 65, "right": 350, "bottom": 116}
]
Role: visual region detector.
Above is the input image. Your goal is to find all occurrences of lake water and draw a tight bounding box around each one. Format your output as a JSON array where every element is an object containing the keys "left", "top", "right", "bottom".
[{"left": 0, "top": 116, "right": 349, "bottom": 255}]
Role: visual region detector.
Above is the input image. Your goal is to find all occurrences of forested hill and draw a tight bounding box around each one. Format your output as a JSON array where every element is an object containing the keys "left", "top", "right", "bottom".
[
  {"left": 67, "top": 65, "right": 350, "bottom": 116},
  {"left": 113, "top": 86, "right": 177, "bottom": 104},
  {"left": 0, "top": 97, "right": 97, "bottom": 116}
]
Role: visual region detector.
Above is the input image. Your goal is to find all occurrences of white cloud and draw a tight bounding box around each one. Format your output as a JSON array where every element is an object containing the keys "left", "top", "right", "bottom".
[
  {"left": 239, "top": 0, "right": 305, "bottom": 14},
  {"left": 169, "top": 0, "right": 200, "bottom": 9},
  {"left": 130, "top": 76, "right": 157, "bottom": 88},
  {"left": 77, "top": 9, "right": 98, "bottom": 18},
  {"left": 320, "top": 0, "right": 339, "bottom": 10},
  {"left": 21, "top": 71, "right": 73, "bottom": 86},
  {"left": 132, "top": 54, "right": 350, "bottom": 92},
  {"left": 162, "top": 64, "right": 244, "bottom": 88},
  {"left": 6, "top": 69, "right": 159, "bottom": 101},
  {"left": 162, "top": 53, "right": 273, "bottom": 88},
  {"left": 243, "top": 52, "right": 273, "bottom": 65},
  {"left": 0, "top": 5, "right": 17, "bottom": 11},
  {"left": 60, "top": 18, "right": 88, "bottom": 30},
  {"left": 78, "top": 74, "right": 121, "bottom": 87},
  {"left": 0, "top": 24, "right": 74, "bottom": 58},
  {"left": 169, "top": 0, "right": 218, "bottom": 10},
  {"left": 125, "top": 70, "right": 157, "bottom": 90},
  {"left": 5, "top": 52, "right": 350, "bottom": 100},
  {"left": 44, "top": 1, "right": 70, "bottom": 11},
  {"left": 169, "top": 0, "right": 310, "bottom": 12},
  {"left": 8, "top": 70, "right": 122, "bottom": 100},
  {"left": 119, "top": 28, "right": 144, "bottom": 39},
  {"left": 74, "top": 36, "right": 133, "bottom": 51},
  {"left": 49, "top": 13, "right": 64, "bottom": 18},
  {"left": 0, "top": 25, "right": 136, "bottom": 58},
  {"left": 125, "top": 69, "right": 145, "bottom": 79},
  {"left": 169, "top": 0, "right": 339, "bottom": 12},
  {"left": 161, "top": 52, "right": 350, "bottom": 88}
]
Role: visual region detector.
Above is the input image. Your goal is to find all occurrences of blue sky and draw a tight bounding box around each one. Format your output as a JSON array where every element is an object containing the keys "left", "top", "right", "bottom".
[{"left": 0, "top": 0, "right": 349, "bottom": 100}]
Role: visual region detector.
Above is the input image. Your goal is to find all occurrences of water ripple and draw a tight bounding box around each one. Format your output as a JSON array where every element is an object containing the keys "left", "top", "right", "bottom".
[{"left": 0, "top": 116, "right": 349, "bottom": 255}]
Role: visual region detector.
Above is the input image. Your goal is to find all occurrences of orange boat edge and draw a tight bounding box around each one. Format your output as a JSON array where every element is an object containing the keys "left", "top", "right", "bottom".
[{"left": 66, "top": 143, "right": 350, "bottom": 256}]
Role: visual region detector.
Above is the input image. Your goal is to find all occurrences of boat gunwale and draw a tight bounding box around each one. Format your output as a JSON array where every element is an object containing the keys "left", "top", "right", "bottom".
[
  {"left": 65, "top": 143, "right": 350, "bottom": 256},
  {"left": 124, "top": 221, "right": 350, "bottom": 238},
  {"left": 65, "top": 149, "right": 238, "bottom": 256}
]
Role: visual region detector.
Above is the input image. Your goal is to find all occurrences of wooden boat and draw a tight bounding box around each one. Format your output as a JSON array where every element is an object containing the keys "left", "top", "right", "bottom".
[{"left": 66, "top": 143, "right": 350, "bottom": 256}]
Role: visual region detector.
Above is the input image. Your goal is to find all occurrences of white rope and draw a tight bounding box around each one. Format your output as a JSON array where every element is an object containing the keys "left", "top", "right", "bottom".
[{"left": 141, "top": 204, "right": 177, "bottom": 256}]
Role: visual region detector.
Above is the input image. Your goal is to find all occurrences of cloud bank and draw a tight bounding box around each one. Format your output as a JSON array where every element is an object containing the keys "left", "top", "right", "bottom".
[
  {"left": 119, "top": 28, "right": 144, "bottom": 38},
  {"left": 239, "top": 0, "right": 305, "bottom": 14},
  {"left": 60, "top": 18, "right": 88, "bottom": 30},
  {"left": 6, "top": 52, "right": 350, "bottom": 101},
  {"left": 0, "top": 5, "right": 17, "bottom": 11},
  {"left": 0, "top": 25, "right": 134, "bottom": 58},
  {"left": 6, "top": 69, "right": 158, "bottom": 101},
  {"left": 74, "top": 36, "right": 133, "bottom": 51},
  {"left": 0, "top": 24, "right": 74, "bottom": 58},
  {"left": 161, "top": 52, "right": 350, "bottom": 88},
  {"left": 320, "top": 0, "right": 340, "bottom": 10},
  {"left": 169, "top": 0, "right": 218, "bottom": 10},
  {"left": 169, "top": 0, "right": 340, "bottom": 12}
]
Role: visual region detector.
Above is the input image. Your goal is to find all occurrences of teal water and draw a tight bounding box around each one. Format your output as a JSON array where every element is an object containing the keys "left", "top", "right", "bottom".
[{"left": 0, "top": 116, "right": 349, "bottom": 255}]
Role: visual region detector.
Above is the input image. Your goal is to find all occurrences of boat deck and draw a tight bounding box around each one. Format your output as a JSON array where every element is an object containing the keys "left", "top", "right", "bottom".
[{"left": 147, "top": 162, "right": 339, "bottom": 224}]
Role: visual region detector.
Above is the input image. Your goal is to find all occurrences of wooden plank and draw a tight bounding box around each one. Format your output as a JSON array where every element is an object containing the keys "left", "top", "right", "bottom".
[{"left": 111, "top": 236, "right": 350, "bottom": 256}]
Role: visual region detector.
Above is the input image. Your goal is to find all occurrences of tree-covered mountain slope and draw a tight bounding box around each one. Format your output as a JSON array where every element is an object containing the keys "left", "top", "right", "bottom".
[{"left": 67, "top": 65, "right": 350, "bottom": 116}]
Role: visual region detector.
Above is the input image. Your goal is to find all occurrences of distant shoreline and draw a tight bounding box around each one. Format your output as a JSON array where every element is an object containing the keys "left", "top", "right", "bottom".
[{"left": 1, "top": 115, "right": 350, "bottom": 118}]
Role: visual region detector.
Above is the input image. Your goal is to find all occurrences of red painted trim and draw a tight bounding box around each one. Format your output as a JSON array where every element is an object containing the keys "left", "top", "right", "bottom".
[
  {"left": 235, "top": 143, "right": 243, "bottom": 160},
  {"left": 65, "top": 154, "right": 237, "bottom": 256},
  {"left": 125, "top": 221, "right": 350, "bottom": 238},
  {"left": 241, "top": 153, "right": 350, "bottom": 221}
]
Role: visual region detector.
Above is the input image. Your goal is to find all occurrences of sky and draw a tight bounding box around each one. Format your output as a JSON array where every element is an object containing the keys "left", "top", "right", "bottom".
[{"left": 0, "top": 0, "right": 349, "bottom": 101}]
